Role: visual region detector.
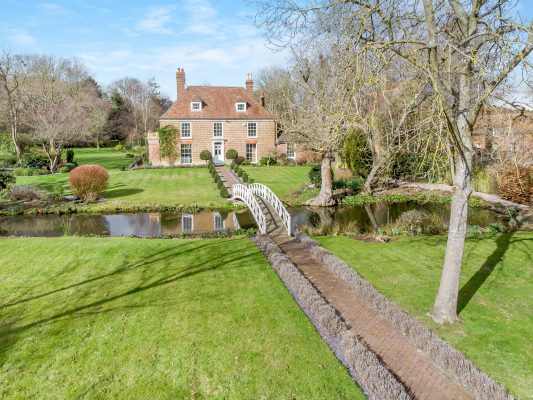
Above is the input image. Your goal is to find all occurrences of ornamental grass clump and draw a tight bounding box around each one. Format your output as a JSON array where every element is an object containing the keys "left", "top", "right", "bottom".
[{"left": 69, "top": 165, "right": 109, "bottom": 202}]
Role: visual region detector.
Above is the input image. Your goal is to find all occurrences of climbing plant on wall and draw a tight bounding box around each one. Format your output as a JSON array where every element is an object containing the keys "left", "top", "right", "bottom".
[{"left": 158, "top": 125, "right": 179, "bottom": 165}]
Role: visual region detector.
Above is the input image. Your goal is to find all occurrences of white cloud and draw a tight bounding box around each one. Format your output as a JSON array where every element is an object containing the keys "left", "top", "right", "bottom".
[
  {"left": 9, "top": 29, "right": 37, "bottom": 45},
  {"left": 183, "top": 0, "right": 219, "bottom": 34},
  {"left": 137, "top": 6, "right": 176, "bottom": 35}
]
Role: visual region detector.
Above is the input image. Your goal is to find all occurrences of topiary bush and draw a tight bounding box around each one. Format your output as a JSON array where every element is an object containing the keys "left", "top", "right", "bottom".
[
  {"left": 69, "top": 165, "right": 109, "bottom": 202},
  {"left": 234, "top": 156, "right": 245, "bottom": 165},
  {"left": 220, "top": 186, "right": 229, "bottom": 198},
  {"left": 225, "top": 149, "right": 238, "bottom": 160},
  {"left": 237, "top": 169, "right": 244, "bottom": 177},
  {"left": 200, "top": 149, "right": 212, "bottom": 163},
  {"left": 242, "top": 172, "right": 249, "bottom": 182},
  {"left": 66, "top": 149, "right": 75, "bottom": 164},
  {"left": 0, "top": 172, "right": 15, "bottom": 189}
]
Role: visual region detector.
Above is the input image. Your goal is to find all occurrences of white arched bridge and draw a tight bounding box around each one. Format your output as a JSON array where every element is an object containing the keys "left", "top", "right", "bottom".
[{"left": 232, "top": 183, "right": 292, "bottom": 236}]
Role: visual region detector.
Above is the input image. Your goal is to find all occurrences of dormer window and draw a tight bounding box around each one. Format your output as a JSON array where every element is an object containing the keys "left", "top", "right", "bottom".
[
  {"left": 191, "top": 101, "right": 202, "bottom": 111},
  {"left": 236, "top": 102, "right": 246, "bottom": 112}
]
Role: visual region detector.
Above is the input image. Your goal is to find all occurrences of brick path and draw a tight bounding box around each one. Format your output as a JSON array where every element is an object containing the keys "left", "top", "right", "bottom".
[
  {"left": 258, "top": 202, "right": 473, "bottom": 399},
  {"left": 215, "top": 166, "right": 240, "bottom": 196}
]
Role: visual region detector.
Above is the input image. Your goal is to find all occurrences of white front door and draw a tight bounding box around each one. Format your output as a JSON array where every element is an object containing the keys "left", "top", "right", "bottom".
[{"left": 213, "top": 141, "right": 224, "bottom": 164}]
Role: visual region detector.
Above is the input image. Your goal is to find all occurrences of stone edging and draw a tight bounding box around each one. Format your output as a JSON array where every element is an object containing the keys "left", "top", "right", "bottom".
[
  {"left": 294, "top": 232, "right": 514, "bottom": 400},
  {"left": 252, "top": 234, "right": 412, "bottom": 400}
]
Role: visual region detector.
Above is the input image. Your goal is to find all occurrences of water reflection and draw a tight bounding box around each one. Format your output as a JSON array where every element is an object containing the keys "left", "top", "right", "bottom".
[
  {"left": 0, "top": 202, "right": 500, "bottom": 237},
  {"left": 290, "top": 202, "right": 500, "bottom": 233},
  {"left": 0, "top": 210, "right": 256, "bottom": 237}
]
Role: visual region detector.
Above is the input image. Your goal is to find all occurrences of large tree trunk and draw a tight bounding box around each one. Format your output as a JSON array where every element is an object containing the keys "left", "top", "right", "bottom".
[
  {"left": 11, "top": 123, "right": 22, "bottom": 164},
  {"left": 308, "top": 154, "right": 336, "bottom": 206},
  {"left": 431, "top": 135, "right": 473, "bottom": 323}
]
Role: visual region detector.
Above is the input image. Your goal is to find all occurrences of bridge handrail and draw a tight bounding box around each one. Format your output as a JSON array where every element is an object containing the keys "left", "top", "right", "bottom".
[
  {"left": 249, "top": 183, "right": 292, "bottom": 236},
  {"left": 232, "top": 184, "right": 266, "bottom": 234}
]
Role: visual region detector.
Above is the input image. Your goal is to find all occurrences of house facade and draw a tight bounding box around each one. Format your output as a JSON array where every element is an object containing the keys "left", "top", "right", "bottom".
[{"left": 148, "top": 69, "right": 289, "bottom": 166}]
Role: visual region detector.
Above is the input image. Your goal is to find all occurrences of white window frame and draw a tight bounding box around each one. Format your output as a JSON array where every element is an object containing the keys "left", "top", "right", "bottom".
[
  {"left": 182, "top": 214, "right": 194, "bottom": 233},
  {"left": 247, "top": 122, "right": 257, "bottom": 138},
  {"left": 236, "top": 102, "right": 246, "bottom": 112},
  {"left": 286, "top": 143, "right": 296, "bottom": 160},
  {"left": 190, "top": 101, "right": 202, "bottom": 111},
  {"left": 180, "top": 143, "right": 192, "bottom": 164},
  {"left": 246, "top": 143, "right": 257, "bottom": 163},
  {"left": 213, "top": 212, "right": 225, "bottom": 231},
  {"left": 180, "top": 121, "right": 191, "bottom": 138},
  {"left": 213, "top": 121, "right": 223, "bottom": 138}
]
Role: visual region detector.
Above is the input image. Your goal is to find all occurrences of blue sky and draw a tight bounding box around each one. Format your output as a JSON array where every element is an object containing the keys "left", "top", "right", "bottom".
[
  {"left": 0, "top": 0, "right": 290, "bottom": 99},
  {"left": 0, "top": 1, "right": 531, "bottom": 100}
]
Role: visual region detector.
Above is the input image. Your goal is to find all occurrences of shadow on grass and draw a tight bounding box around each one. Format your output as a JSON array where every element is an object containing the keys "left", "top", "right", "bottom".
[
  {"left": 0, "top": 239, "right": 255, "bottom": 363},
  {"left": 457, "top": 233, "right": 515, "bottom": 314},
  {"left": 104, "top": 188, "right": 144, "bottom": 198}
]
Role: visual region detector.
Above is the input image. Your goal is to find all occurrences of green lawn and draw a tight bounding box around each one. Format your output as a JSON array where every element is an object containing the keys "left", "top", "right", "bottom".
[
  {"left": 0, "top": 237, "right": 363, "bottom": 399},
  {"left": 315, "top": 233, "right": 533, "bottom": 398},
  {"left": 242, "top": 166, "right": 310, "bottom": 198},
  {"left": 14, "top": 148, "right": 227, "bottom": 212}
]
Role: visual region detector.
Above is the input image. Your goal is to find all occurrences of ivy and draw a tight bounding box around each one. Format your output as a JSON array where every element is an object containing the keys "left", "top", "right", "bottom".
[{"left": 157, "top": 125, "right": 179, "bottom": 164}]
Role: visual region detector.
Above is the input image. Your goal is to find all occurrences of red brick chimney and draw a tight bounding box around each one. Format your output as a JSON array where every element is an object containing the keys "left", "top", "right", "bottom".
[
  {"left": 259, "top": 90, "right": 265, "bottom": 107},
  {"left": 245, "top": 73, "right": 253, "bottom": 94},
  {"left": 176, "top": 68, "right": 185, "bottom": 100}
]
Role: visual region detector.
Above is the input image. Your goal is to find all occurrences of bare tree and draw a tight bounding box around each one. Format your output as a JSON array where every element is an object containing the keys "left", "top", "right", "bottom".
[
  {"left": 0, "top": 50, "right": 31, "bottom": 163},
  {"left": 255, "top": 0, "right": 532, "bottom": 323},
  {"left": 26, "top": 56, "right": 100, "bottom": 171}
]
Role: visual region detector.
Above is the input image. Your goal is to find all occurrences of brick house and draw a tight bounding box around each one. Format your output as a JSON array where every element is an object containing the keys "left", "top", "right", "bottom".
[{"left": 148, "top": 69, "right": 292, "bottom": 166}]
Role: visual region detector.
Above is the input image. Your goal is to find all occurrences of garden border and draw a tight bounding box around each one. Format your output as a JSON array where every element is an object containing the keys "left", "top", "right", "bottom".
[
  {"left": 294, "top": 232, "right": 514, "bottom": 400},
  {"left": 253, "top": 234, "right": 412, "bottom": 400}
]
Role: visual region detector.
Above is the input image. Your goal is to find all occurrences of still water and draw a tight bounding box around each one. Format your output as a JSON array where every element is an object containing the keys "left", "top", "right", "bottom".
[{"left": 0, "top": 202, "right": 500, "bottom": 237}]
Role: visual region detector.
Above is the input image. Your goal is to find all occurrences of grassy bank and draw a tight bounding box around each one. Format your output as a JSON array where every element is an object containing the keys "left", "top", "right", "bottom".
[
  {"left": 2, "top": 148, "right": 232, "bottom": 215},
  {"left": 315, "top": 233, "right": 533, "bottom": 398},
  {"left": 242, "top": 165, "right": 310, "bottom": 197},
  {"left": 0, "top": 237, "right": 363, "bottom": 399}
]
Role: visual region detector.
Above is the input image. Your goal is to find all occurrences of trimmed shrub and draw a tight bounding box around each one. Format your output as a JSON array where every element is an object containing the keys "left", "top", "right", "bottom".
[
  {"left": 23, "top": 153, "right": 48, "bottom": 170},
  {"left": 219, "top": 186, "right": 229, "bottom": 198},
  {"left": 242, "top": 172, "right": 249, "bottom": 182},
  {"left": 13, "top": 167, "right": 34, "bottom": 176},
  {"left": 113, "top": 144, "right": 124, "bottom": 152},
  {"left": 9, "top": 185, "right": 46, "bottom": 201},
  {"left": 498, "top": 166, "right": 533, "bottom": 205},
  {"left": 69, "top": 165, "right": 109, "bottom": 202},
  {"left": 217, "top": 180, "right": 224, "bottom": 190},
  {"left": 59, "top": 163, "right": 77, "bottom": 173},
  {"left": 200, "top": 149, "right": 212, "bottom": 162},
  {"left": 0, "top": 172, "right": 15, "bottom": 189},
  {"left": 259, "top": 156, "right": 277, "bottom": 166},
  {"left": 225, "top": 149, "right": 238, "bottom": 160},
  {"left": 66, "top": 149, "right": 75, "bottom": 164},
  {"left": 230, "top": 161, "right": 235, "bottom": 170},
  {"left": 234, "top": 156, "right": 245, "bottom": 165},
  {"left": 237, "top": 169, "right": 244, "bottom": 177}
]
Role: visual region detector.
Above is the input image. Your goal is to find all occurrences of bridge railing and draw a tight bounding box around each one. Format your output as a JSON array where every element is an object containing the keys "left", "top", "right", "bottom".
[
  {"left": 232, "top": 184, "right": 266, "bottom": 234},
  {"left": 249, "top": 183, "right": 292, "bottom": 236}
]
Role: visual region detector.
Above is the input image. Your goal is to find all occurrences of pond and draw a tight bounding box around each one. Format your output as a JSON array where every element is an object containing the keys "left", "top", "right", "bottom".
[{"left": 0, "top": 202, "right": 501, "bottom": 237}]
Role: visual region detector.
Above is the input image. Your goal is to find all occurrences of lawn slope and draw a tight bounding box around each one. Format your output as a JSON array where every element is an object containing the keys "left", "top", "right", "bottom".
[
  {"left": 315, "top": 233, "right": 533, "bottom": 398},
  {"left": 0, "top": 237, "right": 363, "bottom": 399}
]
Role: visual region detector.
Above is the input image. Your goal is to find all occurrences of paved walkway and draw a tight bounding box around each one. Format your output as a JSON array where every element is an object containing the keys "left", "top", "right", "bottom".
[
  {"left": 215, "top": 165, "right": 240, "bottom": 196},
  {"left": 259, "top": 201, "right": 472, "bottom": 399}
]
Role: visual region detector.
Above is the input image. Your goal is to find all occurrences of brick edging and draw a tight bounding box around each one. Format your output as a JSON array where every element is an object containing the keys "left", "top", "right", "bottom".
[
  {"left": 253, "top": 234, "right": 412, "bottom": 400},
  {"left": 294, "top": 232, "right": 514, "bottom": 400}
]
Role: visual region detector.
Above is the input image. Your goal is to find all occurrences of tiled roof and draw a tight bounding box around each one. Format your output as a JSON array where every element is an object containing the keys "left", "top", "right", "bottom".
[{"left": 160, "top": 86, "right": 274, "bottom": 120}]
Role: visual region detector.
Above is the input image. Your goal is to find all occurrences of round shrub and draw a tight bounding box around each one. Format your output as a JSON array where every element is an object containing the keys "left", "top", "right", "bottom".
[
  {"left": 396, "top": 210, "right": 428, "bottom": 236},
  {"left": 242, "top": 172, "right": 249, "bottom": 182},
  {"left": 0, "top": 172, "right": 15, "bottom": 189},
  {"left": 234, "top": 156, "right": 245, "bottom": 165},
  {"left": 13, "top": 167, "right": 33, "bottom": 176},
  {"left": 220, "top": 187, "right": 229, "bottom": 198},
  {"left": 59, "top": 163, "right": 77, "bottom": 173},
  {"left": 225, "top": 149, "right": 238, "bottom": 160},
  {"left": 113, "top": 144, "right": 124, "bottom": 152},
  {"left": 237, "top": 169, "right": 244, "bottom": 178},
  {"left": 217, "top": 180, "right": 224, "bottom": 190},
  {"left": 200, "top": 149, "right": 212, "bottom": 162},
  {"left": 69, "top": 165, "right": 109, "bottom": 202}
]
